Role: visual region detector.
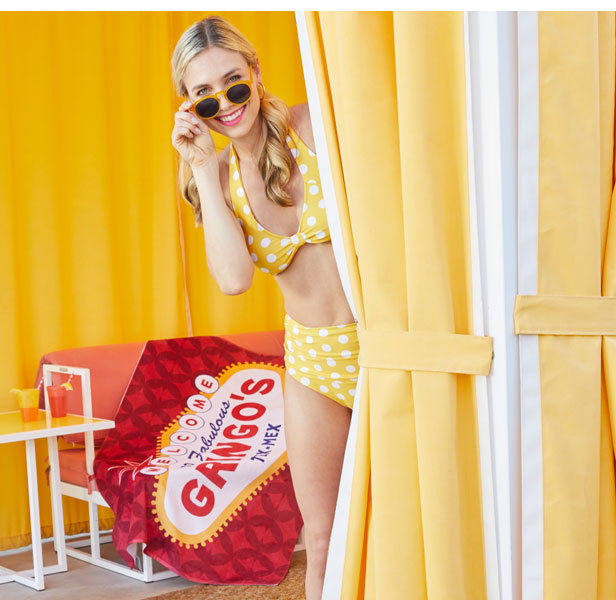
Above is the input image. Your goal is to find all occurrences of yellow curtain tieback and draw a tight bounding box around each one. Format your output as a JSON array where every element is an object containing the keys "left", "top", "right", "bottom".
[
  {"left": 358, "top": 330, "right": 493, "bottom": 376},
  {"left": 514, "top": 295, "right": 616, "bottom": 335}
]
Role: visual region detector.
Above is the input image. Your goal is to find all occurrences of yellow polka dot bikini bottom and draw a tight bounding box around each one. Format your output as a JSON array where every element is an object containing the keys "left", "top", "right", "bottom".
[{"left": 284, "top": 314, "right": 359, "bottom": 409}]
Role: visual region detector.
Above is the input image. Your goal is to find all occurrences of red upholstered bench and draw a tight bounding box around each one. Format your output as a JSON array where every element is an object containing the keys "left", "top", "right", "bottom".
[
  {"left": 36, "top": 331, "right": 285, "bottom": 581},
  {"left": 37, "top": 331, "right": 285, "bottom": 446}
]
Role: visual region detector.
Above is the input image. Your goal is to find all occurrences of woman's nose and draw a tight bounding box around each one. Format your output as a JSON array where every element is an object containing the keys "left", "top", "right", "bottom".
[{"left": 217, "top": 91, "right": 234, "bottom": 113}]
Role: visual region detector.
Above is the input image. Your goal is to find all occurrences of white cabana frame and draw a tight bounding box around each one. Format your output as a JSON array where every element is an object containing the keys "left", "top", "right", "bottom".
[
  {"left": 465, "top": 11, "right": 522, "bottom": 600},
  {"left": 517, "top": 11, "right": 542, "bottom": 600}
]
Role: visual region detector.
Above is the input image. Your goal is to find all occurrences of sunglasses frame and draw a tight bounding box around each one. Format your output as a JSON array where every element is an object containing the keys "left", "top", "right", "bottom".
[{"left": 189, "top": 65, "right": 254, "bottom": 120}]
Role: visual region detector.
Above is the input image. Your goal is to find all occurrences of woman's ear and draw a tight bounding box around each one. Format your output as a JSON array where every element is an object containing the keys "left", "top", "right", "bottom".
[{"left": 254, "top": 58, "right": 262, "bottom": 81}]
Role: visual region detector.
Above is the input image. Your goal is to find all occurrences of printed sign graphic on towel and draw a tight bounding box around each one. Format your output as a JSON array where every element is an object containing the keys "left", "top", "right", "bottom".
[{"left": 146, "top": 362, "right": 286, "bottom": 546}]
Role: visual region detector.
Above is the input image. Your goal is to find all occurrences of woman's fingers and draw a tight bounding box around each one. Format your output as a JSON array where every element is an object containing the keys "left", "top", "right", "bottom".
[
  {"left": 174, "top": 120, "right": 200, "bottom": 137},
  {"left": 175, "top": 111, "right": 201, "bottom": 134},
  {"left": 175, "top": 112, "right": 203, "bottom": 135},
  {"left": 178, "top": 100, "right": 202, "bottom": 128},
  {"left": 175, "top": 110, "right": 200, "bottom": 125},
  {"left": 172, "top": 125, "right": 194, "bottom": 146},
  {"left": 177, "top": 126, "right": 197, "bottom": 140},
  {"left": 172, "top": 104, "right": 216, "bottom": 167}
]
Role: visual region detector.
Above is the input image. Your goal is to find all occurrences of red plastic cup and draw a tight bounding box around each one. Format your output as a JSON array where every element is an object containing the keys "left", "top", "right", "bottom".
[{"left": 46, "top": 385, "right": 68, "bottom": 418}]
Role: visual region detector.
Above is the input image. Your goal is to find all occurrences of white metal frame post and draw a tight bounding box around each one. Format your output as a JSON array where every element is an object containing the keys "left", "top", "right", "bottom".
[
  {"left": 465, "top": 11, "right": 521, "bottom": 600},
  {"left": 23, "top": 440, "right": 45, "bottom": 590},
  {"left": 517, "top": 11, "right": 542, "bottom": 600},
  {"left": 42, "top": 363, "right": 176, "bottom": 583},
  {"left": 464, "top": 12, "right": 498, "bottom": 600},
  {"left": 0, "top": 445, "right": 48, "bottom": 591}
]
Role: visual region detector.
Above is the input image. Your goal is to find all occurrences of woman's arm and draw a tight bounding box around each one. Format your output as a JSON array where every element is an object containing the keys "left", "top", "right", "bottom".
[
  {"left": 192, "top": 160, "right": 254, "bottom": 295},
  {"left": 173, "top": 101, "right": 253, "bottom": 295}
]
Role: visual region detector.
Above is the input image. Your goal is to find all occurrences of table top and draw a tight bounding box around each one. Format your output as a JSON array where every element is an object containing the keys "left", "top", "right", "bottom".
[{"left": 0, "top": 411, "right": 115, "bottom": 444}]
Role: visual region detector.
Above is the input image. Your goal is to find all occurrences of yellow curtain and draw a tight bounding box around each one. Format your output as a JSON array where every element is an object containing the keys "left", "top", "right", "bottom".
[
  {"left": 306, "top": 12, "right": 488, "bottom": 599},
  {"left": 0, "top": 11, "right": 303, "bottom": 551},
  {"left": 514, "top": 12, "right": 616, "bottom": 598}
]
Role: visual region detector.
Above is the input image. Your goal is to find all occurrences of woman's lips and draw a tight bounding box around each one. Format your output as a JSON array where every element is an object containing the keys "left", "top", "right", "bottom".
[{"left": 215, "top": 104, "right": 246, "bottom": 126}]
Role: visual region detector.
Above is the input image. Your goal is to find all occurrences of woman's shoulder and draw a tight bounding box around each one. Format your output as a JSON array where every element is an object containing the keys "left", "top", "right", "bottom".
[{"left": 289, "top": 103, "right": 315, "bottom": 152}]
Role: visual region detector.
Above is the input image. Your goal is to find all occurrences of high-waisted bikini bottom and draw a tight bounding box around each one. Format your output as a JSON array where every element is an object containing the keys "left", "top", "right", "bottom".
[{"left": 284, "top": 314, "right": 359, "bottom": 409}]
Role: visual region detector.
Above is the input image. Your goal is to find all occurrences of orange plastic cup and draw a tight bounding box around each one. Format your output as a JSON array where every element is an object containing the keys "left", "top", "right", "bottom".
[
  {"left": 46, "top": 385, "right": 68, "bottom": 418},
  {"left": 16, "top": 389, "right": 40, "bottom": 422}
]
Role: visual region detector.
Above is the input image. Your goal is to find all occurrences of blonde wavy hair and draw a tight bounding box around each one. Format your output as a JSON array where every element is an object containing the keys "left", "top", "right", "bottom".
[{"left": 171, "top": 15, "right": 293, "bottom": 225}]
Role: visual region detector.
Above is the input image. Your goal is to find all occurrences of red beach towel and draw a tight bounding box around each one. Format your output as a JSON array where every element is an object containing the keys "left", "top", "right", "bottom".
[{"left": 93, "top": 335, "right": 302, "bottom": 584}]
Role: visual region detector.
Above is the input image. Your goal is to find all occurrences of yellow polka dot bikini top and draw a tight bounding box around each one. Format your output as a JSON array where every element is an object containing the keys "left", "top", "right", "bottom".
[{"left": 228, "top": 128, "right": 331, "bottom": 275}]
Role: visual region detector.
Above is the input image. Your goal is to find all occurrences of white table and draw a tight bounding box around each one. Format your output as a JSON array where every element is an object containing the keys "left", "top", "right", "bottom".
[{"left": 0, "top": 410, "right": 115, "bottom": 590}]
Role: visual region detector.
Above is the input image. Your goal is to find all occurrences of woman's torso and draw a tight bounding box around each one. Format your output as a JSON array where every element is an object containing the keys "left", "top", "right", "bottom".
[{"left": 218, "top": 106, "right": 353, "bottom": 327}]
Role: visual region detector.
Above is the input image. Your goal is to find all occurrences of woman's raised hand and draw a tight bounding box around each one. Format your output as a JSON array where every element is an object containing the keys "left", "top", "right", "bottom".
[{"left": 172, "top": 101, "right": 217, "bottom": 168}]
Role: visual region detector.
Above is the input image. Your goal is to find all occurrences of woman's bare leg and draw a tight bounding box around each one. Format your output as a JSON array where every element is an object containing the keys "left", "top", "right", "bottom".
[{"left": 284, "top": 373, "right": 351, "bottom": 600}]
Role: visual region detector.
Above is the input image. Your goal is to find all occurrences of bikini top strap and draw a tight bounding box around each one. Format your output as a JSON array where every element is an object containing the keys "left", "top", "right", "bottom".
[
  {"left": 228, "top": 144, "right": 251, "bottom": 219},
  {"left": 286, "top": 127, "right": 318, "bottom": 180}
]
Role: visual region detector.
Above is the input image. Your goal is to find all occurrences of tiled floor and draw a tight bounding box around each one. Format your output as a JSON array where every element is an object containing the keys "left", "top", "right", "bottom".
[{"left": 0, "top": 540, "right": 194, "bottom": 600}]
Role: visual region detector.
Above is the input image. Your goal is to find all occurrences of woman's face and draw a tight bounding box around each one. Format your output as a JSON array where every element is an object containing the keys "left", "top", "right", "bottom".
[{"left": 183, "top": 46, "right": 261, "bottom": 139}]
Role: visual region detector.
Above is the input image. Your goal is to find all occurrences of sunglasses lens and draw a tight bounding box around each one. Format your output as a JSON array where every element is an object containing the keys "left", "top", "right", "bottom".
[
  {"left": 195, "top": 97, "right": 220, "bottom": 119},
  {"left": 226, "top": 83, "right": 251, "bottom": 105}
]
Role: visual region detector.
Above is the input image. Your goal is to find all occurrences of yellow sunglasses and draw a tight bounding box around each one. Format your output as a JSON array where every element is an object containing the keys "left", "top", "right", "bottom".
[{"left": 190, "top": 65, "right": 253, "bottom": 120}]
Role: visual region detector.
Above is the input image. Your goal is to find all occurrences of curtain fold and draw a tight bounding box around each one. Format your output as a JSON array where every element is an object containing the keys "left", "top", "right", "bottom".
[
  {"left": 306, "top": 11, "right": 488, "bottom": 599},
  {"left": 537, "top": 12, "right": 616, "bottom": 599},
  {"left": 0, "top": 10, "right": 302, "bottom": 551}
]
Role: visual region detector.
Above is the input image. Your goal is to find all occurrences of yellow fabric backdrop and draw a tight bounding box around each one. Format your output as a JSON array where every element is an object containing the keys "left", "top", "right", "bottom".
[
  {"left": 306, "top": 12, "right": 488, "bottom": 599},
  {"left": 518, "top": 12, "right": 616, "bottom": 599},
  {"left": 0, "top": 11, "right": 303, "bottom": 551}
]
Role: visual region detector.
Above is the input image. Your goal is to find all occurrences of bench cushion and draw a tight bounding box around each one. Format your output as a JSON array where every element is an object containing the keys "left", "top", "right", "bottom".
[{"left": 58, "top": 447, "right": 92, "bottom": 489}]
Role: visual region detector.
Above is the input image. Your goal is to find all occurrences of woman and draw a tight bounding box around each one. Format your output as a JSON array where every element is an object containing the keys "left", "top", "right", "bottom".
[{"left": 171, "top": 16, "right": 358, "bottom": 599}]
